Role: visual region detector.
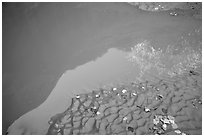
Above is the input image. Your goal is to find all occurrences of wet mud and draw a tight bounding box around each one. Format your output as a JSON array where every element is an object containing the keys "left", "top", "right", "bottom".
[
  {"left": 4, "top": 2, "right": 201, "bottom": 135},
  {"left": 46, "top": 72, "right": 201, "bottom": 135}
]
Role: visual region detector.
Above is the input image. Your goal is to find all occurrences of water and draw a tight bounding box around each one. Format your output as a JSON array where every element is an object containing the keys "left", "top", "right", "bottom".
[{"left": 3, "top": 2, "right": 201, "bottom": 134}]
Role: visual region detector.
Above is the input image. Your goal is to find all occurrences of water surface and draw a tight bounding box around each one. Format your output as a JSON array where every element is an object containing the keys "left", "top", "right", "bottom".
[{"left": 3, "top": 2, "right": 201, "bottom": 134}]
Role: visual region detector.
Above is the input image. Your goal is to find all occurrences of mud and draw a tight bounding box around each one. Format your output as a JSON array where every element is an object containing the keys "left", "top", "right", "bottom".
[
  {"left": 4, "top": 2, "right": 201, "bottom": 135},
  {"left": 45, "top": 72, "right": 201, "bottom": 135}
]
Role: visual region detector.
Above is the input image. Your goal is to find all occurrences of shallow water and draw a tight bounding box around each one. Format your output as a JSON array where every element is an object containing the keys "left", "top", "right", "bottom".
[{"left": 3, "top": 2, "right": 201, "bottom": 135}]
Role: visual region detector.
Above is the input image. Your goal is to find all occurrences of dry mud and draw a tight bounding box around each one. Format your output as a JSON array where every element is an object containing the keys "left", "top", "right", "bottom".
[{"left": 6, "top": 2, "right": 201, "bottom": 135}]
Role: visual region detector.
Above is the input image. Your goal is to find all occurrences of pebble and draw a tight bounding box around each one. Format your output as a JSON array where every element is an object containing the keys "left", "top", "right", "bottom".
[
  {"left": 172, "top": 123, "right": 178, "bottom": 129},
  {"left": 168, "top": 115, "right": 175, "bottom": 121},
  {"left": 163, "top": 118, "right": 170, "bottom": 124},
  {"left": 54, "top": 123, "right": 60, "bottom": 128},
  {"left": 153, "top": 118, "right": 159, "bottom": 125},
  {"left": 48, "top": 120, "right": 53, "bottom": 125},
  {"left": 144, "top": 107, "right": 151, "bottom": 112},
  {"left": 156, "top": 94, "right": 163, "bottom": 100},
  {"left": 123, "top": 117, "right": 128, "bottom": 121},
  {"left": 174, "top": 130, "right": 181, "bottom": 134},
  {"left": 95, "top": 94, "right": 100, "bottom": 98},
  {"left": 122, "top": 89, "right": 127, "bottom": 93},
  {"left": 76, "top": 95, "right": 80, "bottom": 99},
  {"left": 132, "top": 92, "right": 137, "bottom": 96},
  {"left": 169, "top": 12, "right": 178, "bottom": 16},
  {"left": 127, "top": 126, "right": 134, "bottom": 132},
  {"left": 162, "top": 124, "right": 167, "bottom": 130}
]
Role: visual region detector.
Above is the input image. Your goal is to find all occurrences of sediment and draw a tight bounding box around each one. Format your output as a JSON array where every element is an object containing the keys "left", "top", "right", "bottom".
[{"left": 47, "top": 69, "right": 202, "bottom": 135}]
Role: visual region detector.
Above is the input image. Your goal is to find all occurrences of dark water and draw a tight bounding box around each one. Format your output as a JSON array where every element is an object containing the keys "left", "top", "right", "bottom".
[{"left": 2, "top": 3, "right": 201, "bottom": 134}]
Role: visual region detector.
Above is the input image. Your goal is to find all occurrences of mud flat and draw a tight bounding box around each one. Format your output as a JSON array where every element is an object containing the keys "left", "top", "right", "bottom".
[
  {"left": 7, "top": 34, "right": 201, "bottom": 134},
  {"left": 5, "top": 2, "right": 201, "bottom": 135},
  {"left": 7, "top": 47, "right": 140, "bottom": 134}
]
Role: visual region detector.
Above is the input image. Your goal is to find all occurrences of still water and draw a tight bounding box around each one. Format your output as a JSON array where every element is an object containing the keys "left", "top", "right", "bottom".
[{"left": 3, "top": 3, "right": 201, "bottom": 134}]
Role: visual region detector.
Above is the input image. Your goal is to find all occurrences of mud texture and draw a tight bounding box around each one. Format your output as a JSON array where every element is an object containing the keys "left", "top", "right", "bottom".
[
  {"left": 128, "top": 2, "right": 201, "bottom": 19},
  {"left": 47, "top": 69, "right": 201, "bottom": 135},
  {"left": 128, "top": 2, "right": 201, "bottom": 11}
]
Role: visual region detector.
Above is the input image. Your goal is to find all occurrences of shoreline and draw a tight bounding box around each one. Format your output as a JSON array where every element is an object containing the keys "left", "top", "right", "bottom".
[
  {"left": 7, "top": 39, "right": 201, "bottom": 134},
  {"left": 46, "top": 68, "right": 202, "bottom": 135},
  {"left": 3, "top": 2, "right": 201, "bottom": 135}
]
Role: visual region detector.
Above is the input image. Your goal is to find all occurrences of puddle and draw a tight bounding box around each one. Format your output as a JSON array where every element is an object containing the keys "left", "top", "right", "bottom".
[
  {"left": 7, "top": 38, "right": 201, "bottom": 134},
  {"left": 3, "top": 2, "right": 201, "bottom": 135}
]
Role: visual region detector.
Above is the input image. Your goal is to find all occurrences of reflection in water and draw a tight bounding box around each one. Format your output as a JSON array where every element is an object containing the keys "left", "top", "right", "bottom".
[{"left": 7, "top": 36, "right": 201, "bottom": 134}]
